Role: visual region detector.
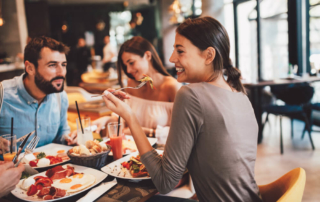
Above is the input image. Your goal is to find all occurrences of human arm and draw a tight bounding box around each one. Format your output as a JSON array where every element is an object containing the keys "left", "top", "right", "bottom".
[
  {"left": 0, "top": 162, "right": 25, "bottom": 198},
  {"left": 102, "top": 86, "right": 202, "bottom": 193}
]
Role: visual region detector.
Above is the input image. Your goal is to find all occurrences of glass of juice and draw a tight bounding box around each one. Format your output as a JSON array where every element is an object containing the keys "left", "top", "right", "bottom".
[
  {"left": 108, "top": 122, "right": 124, "bottom": 160},
  {"left": 76, "top": 117, "right": 94, "bottom": 145},
  {"left": 1, "top": 134, "right": 17, "bottom": 161}
]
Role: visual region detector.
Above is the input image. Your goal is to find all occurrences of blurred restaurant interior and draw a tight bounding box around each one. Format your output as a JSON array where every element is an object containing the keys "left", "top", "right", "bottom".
[{"left": 1, "top": 0, "right": 320, "bottom": 201}]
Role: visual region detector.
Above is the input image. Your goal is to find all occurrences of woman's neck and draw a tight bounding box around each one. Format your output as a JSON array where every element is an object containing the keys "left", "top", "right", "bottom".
[{"left": 207, "top": 74, "right": 235, "bottom": 92}]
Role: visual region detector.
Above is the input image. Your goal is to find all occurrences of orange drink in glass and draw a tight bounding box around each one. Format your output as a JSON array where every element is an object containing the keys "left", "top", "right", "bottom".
[
  {"left": 1, "top": 134, "right": 17, "bottom": 161},
  {"left": 108, "top": 122, "right": 123, "bottom": 160}
]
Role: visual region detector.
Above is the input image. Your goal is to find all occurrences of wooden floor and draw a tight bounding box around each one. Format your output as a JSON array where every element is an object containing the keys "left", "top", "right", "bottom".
[{"left": 255, "top": 114, "right": 320, "bottom": 202}]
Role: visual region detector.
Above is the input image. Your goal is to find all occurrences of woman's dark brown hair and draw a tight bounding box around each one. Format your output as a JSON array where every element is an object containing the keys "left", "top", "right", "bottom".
[
  {"left": 176, "top": 17, "right": 246, "bottom": 94},
  {"left": 117, "top": 36, "right": 170, "bottom": 87}
]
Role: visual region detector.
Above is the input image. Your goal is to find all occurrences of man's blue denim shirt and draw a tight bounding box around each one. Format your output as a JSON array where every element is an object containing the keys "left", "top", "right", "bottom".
[{"left": 0, "top": 74, "right": 70, "bottom": 148}]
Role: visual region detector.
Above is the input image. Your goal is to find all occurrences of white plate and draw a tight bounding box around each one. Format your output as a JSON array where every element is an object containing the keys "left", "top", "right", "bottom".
[
  {"left": 101, "top": 135, "right": 157, "bottom": 156},
  {"left": 20, "top": 143, "right": 72, "bottom": 169},
  {"left": 101, "top": 149, "right": 163, "bottom": 180},
  {"left": 11, "top": 164, "right": 108, "bottom": 202}
]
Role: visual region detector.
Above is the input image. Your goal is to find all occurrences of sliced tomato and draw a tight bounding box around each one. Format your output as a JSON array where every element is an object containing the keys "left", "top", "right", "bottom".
[
  {"left": 29, "top": 160, "right": 38, "bottom": 167},
  {"left": 27, "top": 184, "right": 38, "bottom": 196}
]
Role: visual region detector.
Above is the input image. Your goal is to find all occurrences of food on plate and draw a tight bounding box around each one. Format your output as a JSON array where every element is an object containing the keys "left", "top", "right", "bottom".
[
  {"left": 69, "top": 140, "right": 109, "bottom": 156},
  {"left": 46, "top": 165, "right": 75, "bottom": 180},
  {"left": 52, "top": 173, "right": 96, "bottom": 193},
  {"left": 37, "top": 158, "right": 51, "bottom": 167},
  {"left": 20, "top": 149, "right": 70, "bottom": 167},
  {"left": 21, "top": 165, "right": 96, "bottom": 200},
  {"left": 121, "top": 155, "right": 149, "bottom": 178},
  {"left": 138, "top": 74, "right": 155, "bottom": 89},
  {"left": 21, "top": 178, "right": 36, "bottom": 191}
]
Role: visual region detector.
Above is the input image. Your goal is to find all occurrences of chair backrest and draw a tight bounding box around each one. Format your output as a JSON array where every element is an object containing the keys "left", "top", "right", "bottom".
[
  {"left": 271, "top": 83, "right": 314, "bottom": 105},
  {"left": 258, "top": 167, "right": 306, "bottom": 202}
]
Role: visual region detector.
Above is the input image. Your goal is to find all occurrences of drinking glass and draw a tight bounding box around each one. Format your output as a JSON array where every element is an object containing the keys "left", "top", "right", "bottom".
[
  {"left": 107, "top": 122, "right": 123, "bottom": 160},
  {"left": 1, "top": 134, "right": 17, "bottom": 161},
  {"left": 76, "top": 117, "right": 93, "bottom": 145}
]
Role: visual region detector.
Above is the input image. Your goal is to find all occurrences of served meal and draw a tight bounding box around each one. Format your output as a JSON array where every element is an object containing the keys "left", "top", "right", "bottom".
[
  {"left": 19, "top": 165, "right": 96, "bottom": 200},
  {"left": 21, "top": 150, "right": 70, "bottom": 168},
  {"left": 121, "top": 155, "right": 149, "bottom": 178},
  {"left": 68, "top": 140, "right": 109, "bottom": 156},
  {"left": 139, "top": 74, "right": 155, "bottom": 90}
]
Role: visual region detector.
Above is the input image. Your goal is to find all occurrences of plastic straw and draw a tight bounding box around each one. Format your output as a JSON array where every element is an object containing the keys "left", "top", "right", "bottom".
[
  {"left": 75, "top": 101, "right": 84, "bottom": 134},
  {"left": 117, "top": 116, "right": 121, "bottom": 137},
  {"left": 10, "top": 117, "right": 13, "bottom": 154}
]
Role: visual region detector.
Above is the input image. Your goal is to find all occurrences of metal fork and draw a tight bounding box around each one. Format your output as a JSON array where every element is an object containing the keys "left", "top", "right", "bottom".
[
  {"left": 91, "top": 81, "right": 147, "bottom": 98},
  {"left": 15, "top": 136, "right": 40, "bottom": 167}
]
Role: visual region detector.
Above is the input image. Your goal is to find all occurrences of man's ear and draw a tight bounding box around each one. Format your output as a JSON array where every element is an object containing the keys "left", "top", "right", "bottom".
[
  {"left": 25, "top": 61, "right": 36, "bottom": 76},
  {"left": 144, "top": 51, "right": 152, "bottom": 61},
  {"left": 205, "top": 47, "right": 216, "bottom": 65}
]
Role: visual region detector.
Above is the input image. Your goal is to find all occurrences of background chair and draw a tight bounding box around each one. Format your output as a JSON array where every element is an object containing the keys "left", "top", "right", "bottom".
[
  {"left": 258, "top": 167, "right": 306, "bottom": 202},
  {"left": 262, "top": 83, "right": 315, "bottom": 154}
]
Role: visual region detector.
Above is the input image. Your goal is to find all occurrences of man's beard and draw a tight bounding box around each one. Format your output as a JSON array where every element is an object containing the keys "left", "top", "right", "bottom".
[{"left": 34, "top": 71, "right": 65, "bottom": 94}]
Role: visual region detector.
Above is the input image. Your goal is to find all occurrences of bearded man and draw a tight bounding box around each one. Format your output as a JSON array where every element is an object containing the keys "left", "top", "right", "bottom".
[{"left": 0, "top": 36, "right": 70, "bottom": 147}]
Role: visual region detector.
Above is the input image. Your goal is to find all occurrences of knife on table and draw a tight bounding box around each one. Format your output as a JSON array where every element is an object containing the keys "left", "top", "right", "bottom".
[
  {"left": 16, "top": 131, "right": 35, "bottom": 143},
  {"left": 12, "top": 131, "right": 34, "bottom": 163}
]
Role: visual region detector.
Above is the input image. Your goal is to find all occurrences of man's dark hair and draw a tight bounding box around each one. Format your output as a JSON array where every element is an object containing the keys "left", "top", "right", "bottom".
[{"left": 24, "top": 36, "right": 70, "bottom": 75}]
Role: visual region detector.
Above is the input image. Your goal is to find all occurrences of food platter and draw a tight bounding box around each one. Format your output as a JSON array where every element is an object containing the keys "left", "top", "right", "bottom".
[
  {"left": 19, "top": 143, "right": 72, "bottom": 169},
  {"left": 101, "top": 149, "right": 163, "bottom": 180},
  {"left": 11, "top": 164, "right": 108, "bottom": 202}
]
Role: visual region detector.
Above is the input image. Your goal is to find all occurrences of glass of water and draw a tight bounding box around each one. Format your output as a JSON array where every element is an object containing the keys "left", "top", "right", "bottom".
[{"left": 76, "top": 117, "right": 93, "bottom": 145}]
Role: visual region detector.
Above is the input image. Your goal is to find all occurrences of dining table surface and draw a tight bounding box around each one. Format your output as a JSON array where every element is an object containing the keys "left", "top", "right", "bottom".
[{"left": 3, "top": 144, "right": 194, "bottom": 202}]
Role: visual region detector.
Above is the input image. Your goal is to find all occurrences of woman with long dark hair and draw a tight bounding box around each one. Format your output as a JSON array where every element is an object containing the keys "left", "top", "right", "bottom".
[
  {"left": 102, "top": 17, "right": 262, "bottom": 202},
  {"left": 91, "top": 36, "right": 181, "bottom": 143}
]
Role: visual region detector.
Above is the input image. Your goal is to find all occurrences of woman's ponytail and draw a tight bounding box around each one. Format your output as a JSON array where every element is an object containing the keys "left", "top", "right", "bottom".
[{"left": 224, "top": 59, "right": 246, "bottom": 94}]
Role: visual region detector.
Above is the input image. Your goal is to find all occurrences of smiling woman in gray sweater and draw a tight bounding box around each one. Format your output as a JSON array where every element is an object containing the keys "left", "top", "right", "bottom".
[{"left": 102, "top": 17, "right": 262, "bottom": 202}]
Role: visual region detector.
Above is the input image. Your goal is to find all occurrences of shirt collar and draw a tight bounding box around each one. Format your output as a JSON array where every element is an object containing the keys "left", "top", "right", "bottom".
[{"left": 17, "top": 74, "right": 49, "bottom": 105}]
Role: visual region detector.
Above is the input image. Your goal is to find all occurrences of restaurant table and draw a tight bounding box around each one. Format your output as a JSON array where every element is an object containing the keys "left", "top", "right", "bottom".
[
  {"left": 68, "top": 99, "right": 112, "bottom": 121},
  {"left": 243, "top": 76, "right": 320, "bottom": 144},
  {"left": 3, "top": 145, "right": 193, "bottom": 202},
  {"left": 79, "top": 82, "right": 119, "bottom": 94}
]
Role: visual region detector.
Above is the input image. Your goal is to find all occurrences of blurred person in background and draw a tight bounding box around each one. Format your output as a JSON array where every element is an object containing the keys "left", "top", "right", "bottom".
[
  {"left": 75, "top": 37, "right": 91, "bottom": 85},
  {"left": 102, "top": 35, "right": 117, "bottom": 72}
]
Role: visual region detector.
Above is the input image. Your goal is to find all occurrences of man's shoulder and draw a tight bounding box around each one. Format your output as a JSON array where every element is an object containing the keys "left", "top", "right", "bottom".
[{"left": 1, "top": 76, "right": 21, "bottom": 91}]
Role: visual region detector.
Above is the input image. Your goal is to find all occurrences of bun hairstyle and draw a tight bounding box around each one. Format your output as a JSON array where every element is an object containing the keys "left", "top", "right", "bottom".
[
  {"left": 117, "top": 36, "right": 170, "bottom": 87},
  {"left": 176, "top": 17, "right": 246, "bottom": 94}
]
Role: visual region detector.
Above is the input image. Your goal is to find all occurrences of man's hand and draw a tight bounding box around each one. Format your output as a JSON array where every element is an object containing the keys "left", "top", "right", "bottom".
[
  {"left": 0, "top": 137, "right": 10, "bottom": 155},
  {"left": 65, "top": 131, "right": 78, "bottom": 146},
  {"left": 0, "top": 162, "right": 25, "bottom": 198}
]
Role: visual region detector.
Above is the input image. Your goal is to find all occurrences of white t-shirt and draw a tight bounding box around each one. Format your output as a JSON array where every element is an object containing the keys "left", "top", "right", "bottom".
[{"left": 103, "top": 43, "right": 117, "bottom": 63}]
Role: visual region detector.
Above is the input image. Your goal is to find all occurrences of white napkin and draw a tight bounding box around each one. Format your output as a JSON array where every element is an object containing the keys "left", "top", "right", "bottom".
[{"left": 77, "top": 179, "right": 117, "bottom": 202}]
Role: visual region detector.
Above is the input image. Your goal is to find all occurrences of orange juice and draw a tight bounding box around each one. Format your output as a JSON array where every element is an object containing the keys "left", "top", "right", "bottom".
[
  {"left": 110, "top": 135, "right": 123, "bottom": 160},
  {"left": 3, "top": 152, "right": 16, "bottom": 161}
]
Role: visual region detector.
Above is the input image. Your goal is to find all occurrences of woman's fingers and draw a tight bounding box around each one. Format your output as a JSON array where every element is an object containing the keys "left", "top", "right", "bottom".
[
  {"left": 105, "top": 88, "right": 130, "bottom": 100},
  {"left": 103, "top": 91, "right": 119, "bottom": 106}
]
